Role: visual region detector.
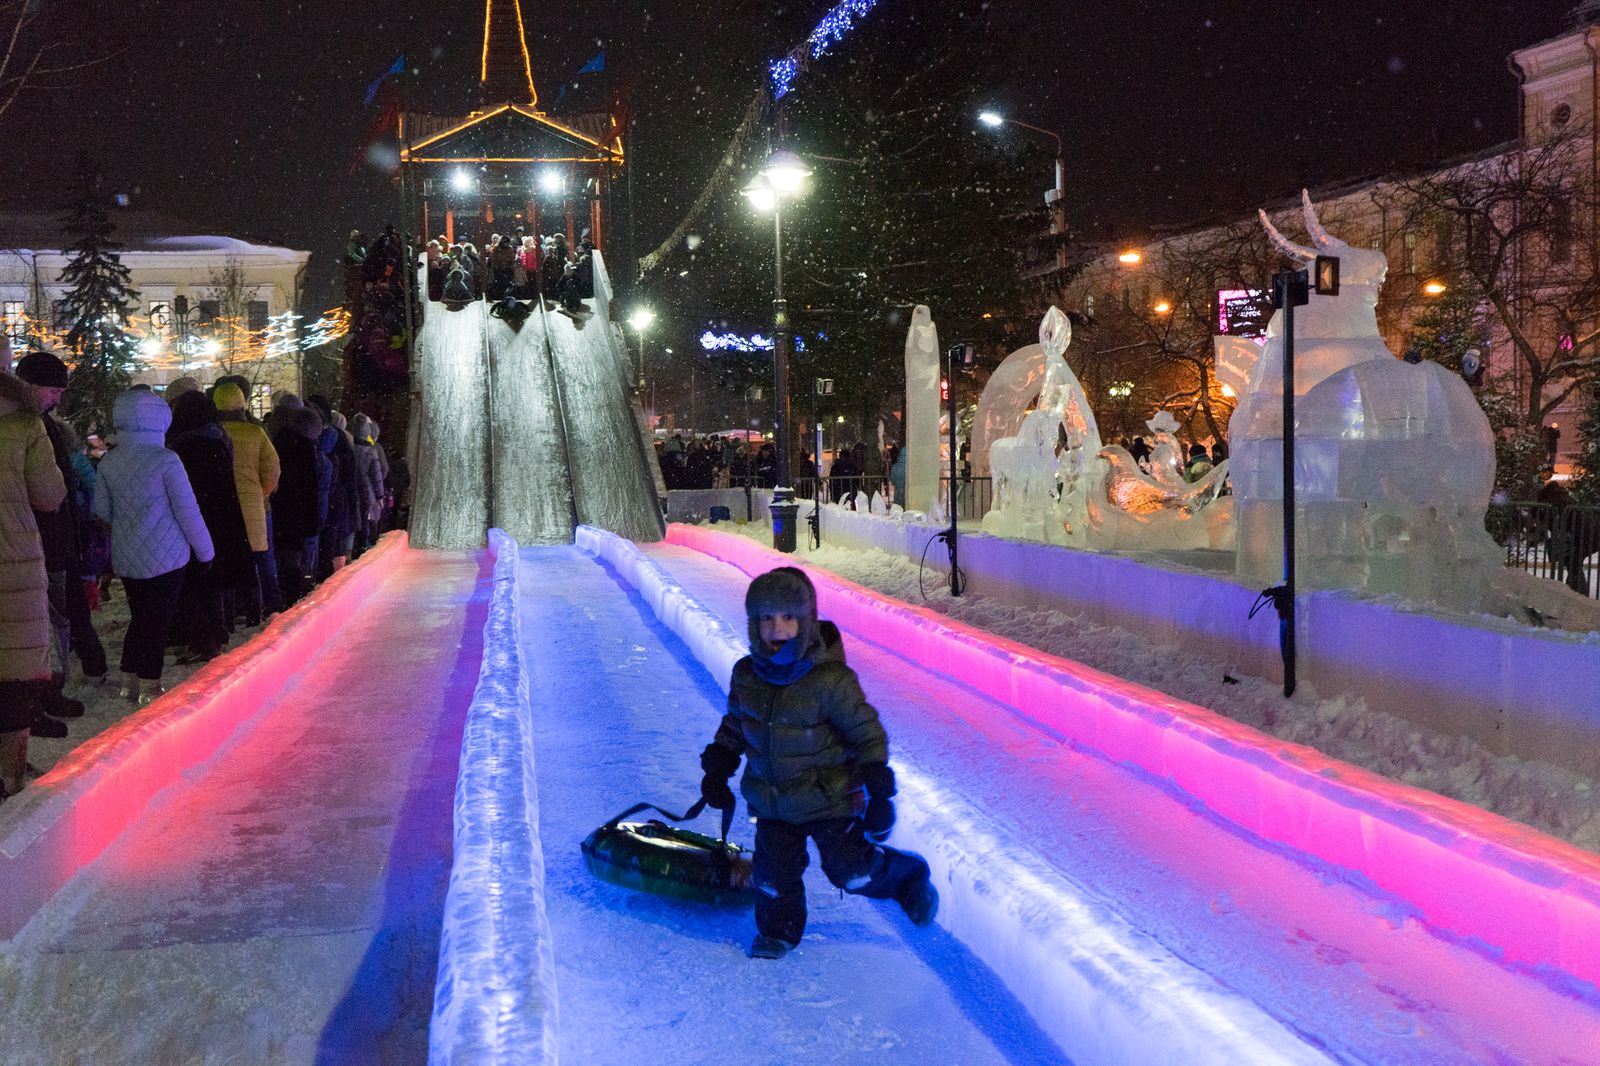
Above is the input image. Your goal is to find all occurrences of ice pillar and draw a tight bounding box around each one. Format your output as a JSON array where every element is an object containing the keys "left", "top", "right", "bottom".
[{"left": 904, "top": 305, "right": 941, "bottom": 514}]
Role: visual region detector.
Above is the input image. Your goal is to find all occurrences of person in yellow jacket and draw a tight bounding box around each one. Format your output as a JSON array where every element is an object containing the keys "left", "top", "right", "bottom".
[
  {"left": 212, "top": 381, "right": 282, "bottom": 619},
  {"left": 0, "top": 370, "right": 67, "bottom": 799}
]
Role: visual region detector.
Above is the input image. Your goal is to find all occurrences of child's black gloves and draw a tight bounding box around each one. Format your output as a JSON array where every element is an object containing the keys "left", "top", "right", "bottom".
[
  {"left": 861, "top": 763, "right": 896, "bottom": 842},
  {"left": 700, "top": 743, "right": 741, "bottom": 812}
]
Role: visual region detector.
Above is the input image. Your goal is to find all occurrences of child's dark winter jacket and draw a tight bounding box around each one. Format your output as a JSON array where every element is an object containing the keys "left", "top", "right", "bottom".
[{"left": 709, "top": 620, "right": 889, "bottom": 823}]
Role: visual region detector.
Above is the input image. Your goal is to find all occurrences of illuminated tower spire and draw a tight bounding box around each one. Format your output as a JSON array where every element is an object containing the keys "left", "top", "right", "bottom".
[{"left": 480, "top": 0, "right": 538, "bottom": 108}]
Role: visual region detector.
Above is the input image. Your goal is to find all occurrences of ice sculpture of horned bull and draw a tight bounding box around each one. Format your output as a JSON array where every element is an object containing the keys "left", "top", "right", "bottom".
[{"left": 1227, "top": 191, "right": 1501, "bottom": 608}]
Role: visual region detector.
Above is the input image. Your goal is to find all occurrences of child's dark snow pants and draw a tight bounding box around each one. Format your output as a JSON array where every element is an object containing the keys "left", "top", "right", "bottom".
[{"left": 752, "top": 816, "right": 930, "bottom": 945}]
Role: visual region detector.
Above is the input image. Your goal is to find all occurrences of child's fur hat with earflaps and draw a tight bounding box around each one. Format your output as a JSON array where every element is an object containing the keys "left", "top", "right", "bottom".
[{"left": 744, "top": 567, "right": 820, "bottom": 655}]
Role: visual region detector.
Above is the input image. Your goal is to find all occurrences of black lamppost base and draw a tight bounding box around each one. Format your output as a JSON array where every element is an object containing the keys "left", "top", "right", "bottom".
[{"left": 770, "top": 486, "right": 799, "bottom": 553}]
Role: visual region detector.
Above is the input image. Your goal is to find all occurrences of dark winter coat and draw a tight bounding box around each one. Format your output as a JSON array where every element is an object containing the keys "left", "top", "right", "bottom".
[
  {"left": 270, "top": 412, "right": 328, "bottom": 544},
  {"left": 710, "top": 622, "right": 889, "bottom": 823},
  {"left": 320, "top": 426, "right": 357, "bottom": 546},
  {"left": 171, "top": 420, "right": 256, "bottom": 592},
  {"left": 33, "top": 414, "right": 81, "bottom": 573}
]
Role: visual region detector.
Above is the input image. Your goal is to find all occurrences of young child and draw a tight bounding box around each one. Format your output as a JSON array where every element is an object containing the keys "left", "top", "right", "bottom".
[{"left": 699, "top": 566, "right": 938, "bottom": 959}]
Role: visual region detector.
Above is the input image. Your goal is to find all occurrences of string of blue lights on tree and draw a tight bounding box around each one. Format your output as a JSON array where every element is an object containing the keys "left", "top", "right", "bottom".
[
  {"left": 700, "top": 330, "right": 809, "bottom": 354},
  {"left": 770, "top": 0, "right": 882, "bottom": 99}
]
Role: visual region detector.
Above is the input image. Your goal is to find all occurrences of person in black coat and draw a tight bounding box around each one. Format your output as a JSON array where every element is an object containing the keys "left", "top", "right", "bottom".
[
  {"left": 168, "top": 391, "right": 256, "bottom": 659},
  {"left": 270, "top": 406, "right": 327, "bottom": 606}
]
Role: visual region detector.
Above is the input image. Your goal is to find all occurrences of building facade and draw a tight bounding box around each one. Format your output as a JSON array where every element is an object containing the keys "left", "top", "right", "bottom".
[
  {"left": 0, "top": 213, "right": 312, "bottom": 405},
  {"left": 1053, "top": 8, "right": 1600, "bottom": 473}
]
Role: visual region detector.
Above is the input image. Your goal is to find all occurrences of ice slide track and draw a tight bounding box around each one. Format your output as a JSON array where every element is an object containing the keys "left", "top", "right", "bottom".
[
  {"left": 411, "top": 252, "right": 663, "bottom": 549},
  {"left": 0, "top": 543, "right": 490, "bottom": 1062}
]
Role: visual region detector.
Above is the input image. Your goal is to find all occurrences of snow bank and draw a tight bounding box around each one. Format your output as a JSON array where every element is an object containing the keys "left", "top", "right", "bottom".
[
  {"left": 428, "top": 530, "right": 558, "bottom": 1065},
  {"left": 577, "top": 525, "right": 1324, "bottom": 1064},
  {"left": 0, "top": 532, "right": 413, "bottom": 938},
  {"left": 804, "top": 504, "right": 1600, "bottom": 778},
  {"left": 667, "top": 523, "right": 1600, "bottom": 993}
]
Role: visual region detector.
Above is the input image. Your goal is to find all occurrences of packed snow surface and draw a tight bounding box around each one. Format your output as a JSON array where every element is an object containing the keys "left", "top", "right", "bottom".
[
  {"left": 518, "top": 545, "right": 1068, "bottom": 1065},
  {"left": 0, "top": 553, "right": 486, "bottom": 1062},
  {"left": 728, "top": 523, "right": 1600, "bottom": 854},
  {"left": 623, "top": 538, "right": 1600, "bottom": 1064}
]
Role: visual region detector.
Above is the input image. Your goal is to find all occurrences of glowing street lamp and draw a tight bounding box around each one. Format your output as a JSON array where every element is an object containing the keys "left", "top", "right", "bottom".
[
  {"left": 976, "top": 109, "right": 1065, "bottom": 218},
  {"left": 742, "top": 148, "right": 812, "bottom": 552},
  {"left": 538, "top": 169, "right": 564, "bottom": 195},
  {"left": 1117, "top": 250, "right": 1143, "bottom": 265},
  {"left": 451, "top": 169, "right": 476, "bottom": 193},
  {"left": 627, "top": 307, "right": 655, "bottom": 390},
  {"left": 1423, "top": 279, "right": 1447, "bottom": 296},
  {"left": 1153, "top": 300, "right": 1173, "bottom": 315}
]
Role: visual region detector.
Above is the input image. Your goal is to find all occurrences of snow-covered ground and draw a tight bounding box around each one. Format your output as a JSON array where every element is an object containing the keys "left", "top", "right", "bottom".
[
  {"left": 720, "top": 522, "right": 1600, "bottom": 854},
  {"left": 610, "top": 539, "right": 1600, "bottom": 1063},
  {"left": 519, "top": 545, "right": 1067, "bottom": 1065}
]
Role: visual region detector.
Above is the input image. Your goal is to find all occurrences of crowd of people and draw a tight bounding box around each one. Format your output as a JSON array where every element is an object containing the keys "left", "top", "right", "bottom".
[
  {"left": 0, "top": 346, "right": 407, "bottom": 803},
  {"left": 425, "top": 227, "right": 595, "bottom": 315}
]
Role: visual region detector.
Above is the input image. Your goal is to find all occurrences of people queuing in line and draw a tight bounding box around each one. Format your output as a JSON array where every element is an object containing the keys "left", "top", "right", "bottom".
[{"left": 0, "top": 362, "right": 412, "bottom": 801}]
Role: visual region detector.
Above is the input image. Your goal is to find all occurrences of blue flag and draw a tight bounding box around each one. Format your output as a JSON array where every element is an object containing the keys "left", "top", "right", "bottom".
[
  {"left": 577, "top": 50, "right": 605, "bottom": 75},
  {"left": 364, "top": 55, "right": 407, "bottom": 107}
]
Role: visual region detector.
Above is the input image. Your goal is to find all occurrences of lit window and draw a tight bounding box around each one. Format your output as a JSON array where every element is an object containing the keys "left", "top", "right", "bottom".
[{"left": 3, "top": 301, "right": 26, "bottom": 344}]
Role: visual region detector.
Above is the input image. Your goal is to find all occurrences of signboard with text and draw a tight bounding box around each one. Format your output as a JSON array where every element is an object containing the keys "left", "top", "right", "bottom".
[{"left": 1216, "top": 288, "right": 1272, "bottom": 338}]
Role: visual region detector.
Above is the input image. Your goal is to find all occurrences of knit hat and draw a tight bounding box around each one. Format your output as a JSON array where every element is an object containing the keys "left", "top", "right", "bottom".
[
  {"left": 15, "top": 350, "right": 69, "bottom": 389},
  {"left": 213, "top": 381, "right": 247, "bottom": 412},
  {"left": 165, "top": 376, "right": 202, "bottom": 404},
  {"left": 744, "top": 567, "right": 819, "bottom": 656}
]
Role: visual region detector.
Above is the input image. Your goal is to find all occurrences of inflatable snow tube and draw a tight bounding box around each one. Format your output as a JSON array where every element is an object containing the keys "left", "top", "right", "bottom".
[{"left": 581, "top": 802, "right": 757, "bottom": 907}]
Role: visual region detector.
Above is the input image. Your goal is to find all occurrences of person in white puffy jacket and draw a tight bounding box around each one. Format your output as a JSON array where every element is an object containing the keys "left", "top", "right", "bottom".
[{"left": 93, "top": 390, "right": 215, "bottom": 705}]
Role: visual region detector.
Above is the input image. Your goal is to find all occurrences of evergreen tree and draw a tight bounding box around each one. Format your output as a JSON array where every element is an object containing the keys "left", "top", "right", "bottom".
[{"left": 57, "top": 155, "right": 139, "bottom": 436}]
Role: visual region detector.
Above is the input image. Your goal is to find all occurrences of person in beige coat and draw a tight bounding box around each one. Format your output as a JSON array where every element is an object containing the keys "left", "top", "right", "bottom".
[
  {"left": 0, "top": 370, "right": 67, "bottom": 799},
  {"left": 213, "top": 381, "right": 281, "bottom": 618}
]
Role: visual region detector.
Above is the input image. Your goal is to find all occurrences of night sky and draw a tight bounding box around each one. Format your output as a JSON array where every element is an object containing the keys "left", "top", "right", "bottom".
[{"left": 0, "top": 0, "right": 1578, "bottom": 309}]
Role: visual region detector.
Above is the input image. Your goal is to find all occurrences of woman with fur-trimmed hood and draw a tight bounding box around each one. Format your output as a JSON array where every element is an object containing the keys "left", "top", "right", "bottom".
[{"left": 699, "top": 566, "right": 938, "bottom": 959}]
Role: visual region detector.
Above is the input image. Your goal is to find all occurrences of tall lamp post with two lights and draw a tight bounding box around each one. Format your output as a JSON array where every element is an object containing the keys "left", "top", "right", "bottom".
[{"left": 741, "top": 148, "right": 813, "bottom": 552}]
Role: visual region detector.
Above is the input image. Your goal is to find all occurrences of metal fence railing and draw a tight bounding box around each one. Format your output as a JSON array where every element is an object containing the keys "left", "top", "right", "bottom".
[
  {"left": 942, "top": 476, "right": 994, "bottom": 521},
  {"left": 1485, "top": 501, "right": 1600, "bottom": 598}
]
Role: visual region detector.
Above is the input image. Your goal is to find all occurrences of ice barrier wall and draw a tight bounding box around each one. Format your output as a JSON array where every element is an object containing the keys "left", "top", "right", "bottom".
[
  {"left": 428, "top": 530, "right": 558, "bottom": 1066},
  {"left": 574, "top": 525, "right": 1326, "bottom": 1065},
  {"left": 806, "top": 503, "right": 1600, "bottom": 779},
  {"left": 664, "top": 522, "right": 1600, "bottom": 994},
  {"left": 0, "top": 533, "right": 413, "bottom": 938}
]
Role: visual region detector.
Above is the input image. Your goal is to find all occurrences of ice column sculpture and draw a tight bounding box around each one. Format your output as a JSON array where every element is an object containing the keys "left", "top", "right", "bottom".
[
  {"left": 1229, "top": 191, "right": 1501, "bottom": 606},
  {"left": 903, "top": 305, "right": 941, "bottom": 514}
]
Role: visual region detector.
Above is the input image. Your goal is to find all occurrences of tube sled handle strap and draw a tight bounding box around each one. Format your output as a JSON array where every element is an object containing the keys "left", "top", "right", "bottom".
[{"left": 601, "top": 797, "right": 710, "bottom": 830}]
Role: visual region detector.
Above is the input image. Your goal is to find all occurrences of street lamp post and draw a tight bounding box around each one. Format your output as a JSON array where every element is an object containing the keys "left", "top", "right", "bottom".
[
  {"left": 979, "top": 110, "right": 1067, "bottom": 265},
  {"left": 742, "top": 148, "right": 813, "bottom": 553},
  {"left": 627, "top": 306, "right": 654, "bottom": 392}
]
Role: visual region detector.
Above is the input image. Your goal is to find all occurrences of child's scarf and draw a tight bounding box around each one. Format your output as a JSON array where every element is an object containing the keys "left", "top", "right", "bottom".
[{"left": 751, "top": 636, "right": 814, "bottom": 686}]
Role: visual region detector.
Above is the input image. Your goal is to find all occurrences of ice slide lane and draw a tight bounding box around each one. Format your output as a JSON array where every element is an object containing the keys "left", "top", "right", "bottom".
[
  {"left": 0, "top": 551, "right": 489, "bottom": 1063},
  {"left": 517, "top": 545, "right": 1069, "bottom": 1066},
  {"left": 411, "top": 249, "right": 663, "bottom": 549},
  {"left": 626, "top": 540, "right": 1600, "bottom": 1065},
  {"left": 412, "top": 297, "right": 492, "bottom": 549},
  {"left": 534, "top": 297, "right": 663, "bottom": 543},
  {"left": 486, "top": 309, "right": 576, "bottom": 545}
]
